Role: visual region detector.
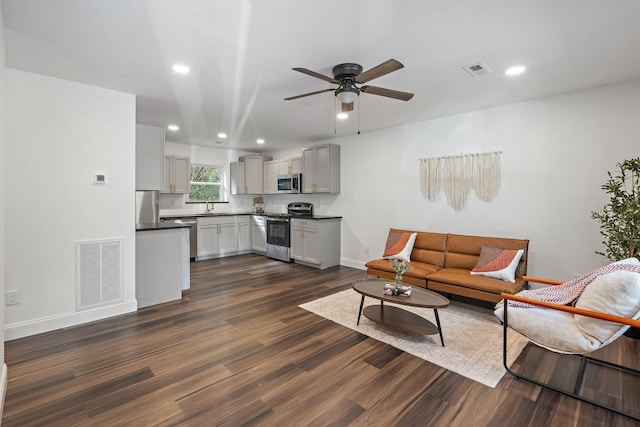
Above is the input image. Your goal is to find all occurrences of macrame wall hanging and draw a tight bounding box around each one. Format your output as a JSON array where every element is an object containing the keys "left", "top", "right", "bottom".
[{"left": 419, "top": 151, "right": 502, "bottom": 211}]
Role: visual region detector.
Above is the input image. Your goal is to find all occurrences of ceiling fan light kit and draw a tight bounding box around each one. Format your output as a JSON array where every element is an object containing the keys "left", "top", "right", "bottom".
[{"left": 336, "top": 87, "right": 359, "bottom": 104}]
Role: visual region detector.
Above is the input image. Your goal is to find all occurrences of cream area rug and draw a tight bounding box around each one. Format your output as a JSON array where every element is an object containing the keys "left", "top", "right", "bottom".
[{"left": 299, "top": 289, "right": 529, "bottom": 388}]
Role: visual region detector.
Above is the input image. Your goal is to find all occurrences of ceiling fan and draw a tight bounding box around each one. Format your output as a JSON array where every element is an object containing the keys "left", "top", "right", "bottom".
[{"left": 284, "top": 59, "right": 414, "bottom": 112}]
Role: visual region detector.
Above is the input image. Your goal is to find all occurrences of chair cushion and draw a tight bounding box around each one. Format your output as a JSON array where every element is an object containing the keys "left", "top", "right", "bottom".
[
  {"left": 574, "top": 269, "right": 640, "bottom": 346},
  {"left": 494, "top": 304, "right": 602, "bottom": 354}
]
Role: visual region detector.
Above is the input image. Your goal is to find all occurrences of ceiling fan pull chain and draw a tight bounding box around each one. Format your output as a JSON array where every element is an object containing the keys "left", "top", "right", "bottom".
[{"left": 357, "top": 97, "right": 361, "bottom": 135}]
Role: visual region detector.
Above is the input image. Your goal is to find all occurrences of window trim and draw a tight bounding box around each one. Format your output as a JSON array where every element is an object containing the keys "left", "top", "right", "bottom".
[{"left": 187, "top": 163, "right": 226, "bottom": 203}]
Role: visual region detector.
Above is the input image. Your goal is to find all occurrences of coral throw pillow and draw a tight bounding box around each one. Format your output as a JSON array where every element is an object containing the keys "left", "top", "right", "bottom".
[
  {"left": 471, "top": 246, "right": 524, "bottom": 283},
  {"left": 382, "top": 231, "right": 417, "bottom": 262}
]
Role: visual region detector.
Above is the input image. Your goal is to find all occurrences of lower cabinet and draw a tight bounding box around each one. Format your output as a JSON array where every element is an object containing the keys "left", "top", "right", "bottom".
[
  {"left": 290, "top": 218, "right": 340, "bottom": 269},
  {"left": 238, "top": 216, "right": 251, "bottom": 251},
  {"left": 197, "top": 216, "right": 238, "bottom": 259},
  {"left": 252, "top": 215, "right": 267, "bottom": 253}
]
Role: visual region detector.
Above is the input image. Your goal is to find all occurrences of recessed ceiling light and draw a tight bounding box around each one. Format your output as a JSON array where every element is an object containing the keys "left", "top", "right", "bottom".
[
  {"left": 167, "top": 124, "right": 179, "bottom": 131},
  {"left": 172, "top": 64, "right": 190, "bottom": 74},
  {"left": 256, "top": 139, "right": 265, "bottom": 144},
  {"left": 217, "top": 132, "right": 227, "bottom": 139},
  {"left": 505, "top": 65, "right": 526, "bottom": 76},
  {"left": 336, "top": 112, "right": 349, "bottom": 120}
]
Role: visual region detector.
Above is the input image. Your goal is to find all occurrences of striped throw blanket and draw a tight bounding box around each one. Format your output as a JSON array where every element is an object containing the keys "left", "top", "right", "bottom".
[{"left": 509, "top": 263, "right": 640, "bottom": 308}]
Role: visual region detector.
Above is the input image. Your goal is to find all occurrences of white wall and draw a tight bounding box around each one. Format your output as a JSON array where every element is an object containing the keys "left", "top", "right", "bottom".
[
  {"left": 329, "top": 79, "right": 640, "bottom": 280},
  {"left": 1, "top": 1, "right": 7, "bottom": 363},
  {"left": 4, "top": 69, "right": 137, "bottom": 339}
]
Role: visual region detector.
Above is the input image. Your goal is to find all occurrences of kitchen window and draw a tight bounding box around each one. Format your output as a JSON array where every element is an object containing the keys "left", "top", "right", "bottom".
[{"left": 188, "top": 164, "right": 225, "bottom": 202}]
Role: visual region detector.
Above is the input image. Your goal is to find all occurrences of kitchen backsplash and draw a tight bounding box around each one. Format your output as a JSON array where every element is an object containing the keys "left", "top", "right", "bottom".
[{"left": 159, "top": 193, "right": 335, "bottom": 216}]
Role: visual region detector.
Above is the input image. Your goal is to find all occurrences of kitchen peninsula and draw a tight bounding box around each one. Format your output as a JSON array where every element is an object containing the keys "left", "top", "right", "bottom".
[{"left": 136, "top": 222, "right": 190, "bottom": 308}]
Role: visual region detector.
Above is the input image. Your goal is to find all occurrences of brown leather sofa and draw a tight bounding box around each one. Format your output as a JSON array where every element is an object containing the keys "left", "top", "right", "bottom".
[{"left": 365, "top": 229, "right": 529, "bottom": 303}]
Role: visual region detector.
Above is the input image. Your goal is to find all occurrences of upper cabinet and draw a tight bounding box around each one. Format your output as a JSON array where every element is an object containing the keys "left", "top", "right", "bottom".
[
  {"left": 230, "top": 161, "right": 247, "bottom": 195},
  {"left": 163, "top": 155, "right": 190, "bottom": 193},
  {"left": 135, "top": 124, "right": 164, "bottom": 191},
  {"left": 280, "top": 157, "right": 302, "bottom": 175},
  {"left": 302, "top": 144, "right": 340, "bottom": 193},
  {"left": 263, "top": 160, "right": 279, "bottom": 195},
  {"left": 230, "top": 155, "right": 272, "bottom": 195}
]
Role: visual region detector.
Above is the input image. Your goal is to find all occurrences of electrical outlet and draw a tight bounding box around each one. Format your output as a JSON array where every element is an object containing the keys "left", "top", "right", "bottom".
[
  {"left": 364, "top": 246, "right": 370, "bottom": 255},
  {"left": 6, "top": 290, "right": 19, "bottom": 306}
]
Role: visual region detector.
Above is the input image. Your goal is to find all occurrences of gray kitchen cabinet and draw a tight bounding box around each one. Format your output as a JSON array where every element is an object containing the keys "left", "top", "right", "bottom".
[
  {"left": 231, "top": 156, "right": 272, "bottom": 195},
  {"left": 263, "top": 160, "right": 279, "bottom": 194},
  {"left": 301, "top": 144, "right": 340, "bottom": 193},
  {"left": 238, "top": 216, "right": 252, "bottom": 251},
  {"left": 230, "top": 161, "right": 246, "bottom": 195},
  {"left": 240, "top": 155, "right": 272, "bottom": 194},
  {"left": 279, "top": 157, "right": 302, "bottom": 175},
  {"left": 252, "top": 215, "right": 267, "bottom": 253},
  {"left": 135, "top": 124, "right": 164, "bottom": 190},
  {"left": 290, "top": 217, "right": 341, "bottom": 269},
  {"left": 163, "top": 155, "right": 190, "bottom": 193},
  {"left": 196, "top": 216, "right": 238, "bottom": 259}
]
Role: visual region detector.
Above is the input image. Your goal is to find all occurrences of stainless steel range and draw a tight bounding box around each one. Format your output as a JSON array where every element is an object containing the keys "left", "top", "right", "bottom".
[{"left": 266, "top": 202, "right": 313, "bottom": 262}]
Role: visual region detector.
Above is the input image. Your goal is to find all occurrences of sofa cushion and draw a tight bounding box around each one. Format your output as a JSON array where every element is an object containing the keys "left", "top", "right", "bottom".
[
  {"left": 382, "top": 231, "right": 417, "bottom": 261},
  {"left": 365, "top": 259, "right": 441, "bottom": 278},
  {"left": 470, "top": 247, "right": 524, "bottom": 283},
  {"left": 427, "top": 268, "right": 524, "bottom": 295}
]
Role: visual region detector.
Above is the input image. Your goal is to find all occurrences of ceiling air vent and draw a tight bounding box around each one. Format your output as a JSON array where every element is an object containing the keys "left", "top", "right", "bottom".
[{"left": 463, "top": 62, "right": 492, "bottom": 77}]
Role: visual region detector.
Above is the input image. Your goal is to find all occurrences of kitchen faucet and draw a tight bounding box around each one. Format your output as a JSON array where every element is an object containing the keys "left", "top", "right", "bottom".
[{"left": 205, "top": 195, "right": 214, "bottom": 214}]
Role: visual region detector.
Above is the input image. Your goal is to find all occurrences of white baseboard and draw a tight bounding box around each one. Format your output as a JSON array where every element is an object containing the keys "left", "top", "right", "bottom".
[
  {"left": 4, "top": 299, "right": 138, "bottom": 341},
  {"left": 0, "top": 363, "right": 7, "bottom": 423},
  {"left": 339, "top": 258, "right": 367, "bottom": 270}
]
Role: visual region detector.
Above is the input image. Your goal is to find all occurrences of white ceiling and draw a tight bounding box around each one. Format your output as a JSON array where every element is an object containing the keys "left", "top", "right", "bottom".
[{"left": 3, "top": 0, "right": 640, "bottom": 152}]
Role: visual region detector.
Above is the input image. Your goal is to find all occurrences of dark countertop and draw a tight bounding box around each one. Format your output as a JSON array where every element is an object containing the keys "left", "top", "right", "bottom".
[
  {"left": 160, "top": 212, "right": 253, "bottom": 219},
  {"left": 136, "top": 222, "right": 192, "bottom": 231},
  {"left": 290, "top": 215, "right": 342, "bottom": 220},
  {"left": 160, "top": 212, "right": 342, "bottom": 220}
]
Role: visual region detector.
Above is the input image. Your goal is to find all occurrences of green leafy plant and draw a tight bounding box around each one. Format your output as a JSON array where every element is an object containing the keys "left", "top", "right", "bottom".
[{"left": 591, "top": 158, "right": 640, "bottom": 261}]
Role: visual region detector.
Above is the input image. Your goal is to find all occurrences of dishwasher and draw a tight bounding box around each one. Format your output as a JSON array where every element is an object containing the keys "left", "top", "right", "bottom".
[{"left": 161, "top": 217, "right": 197, "bottom": 260}]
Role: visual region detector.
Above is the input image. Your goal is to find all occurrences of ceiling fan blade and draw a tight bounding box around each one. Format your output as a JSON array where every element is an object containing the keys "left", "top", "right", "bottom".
[
  {"left": 360, "top": 85, "right": 414, "bottom": 101},
  {"left": 284, "top": 88, "right": 335, "bottom": 101},
  {"left": 341, "top": 102, "right": 354, "bottom": 112},
  {"left": 355, "top": 59, "right": 404, "bottom": 84},
  {"left": 292, "top": 67, "right": 338, "bottom": 84}
]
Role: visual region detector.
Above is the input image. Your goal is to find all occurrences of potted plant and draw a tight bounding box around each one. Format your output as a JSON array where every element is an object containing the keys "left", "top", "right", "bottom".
[{"left": 591, "top": 157, "right": 640, "bottom": 337}]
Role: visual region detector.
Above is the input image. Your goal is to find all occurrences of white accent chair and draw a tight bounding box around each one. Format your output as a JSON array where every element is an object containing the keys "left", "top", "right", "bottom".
[{"left": 495, "top": 262, "right": 640, "bottom": 421}]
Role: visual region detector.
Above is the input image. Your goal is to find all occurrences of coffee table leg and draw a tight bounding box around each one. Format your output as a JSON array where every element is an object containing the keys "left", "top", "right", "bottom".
[
  {"left": 357, "top": 295, "right": 365, "bottom": 325},
  {"left": 434, "top": 309, "right": 444, "bottom": 346}
]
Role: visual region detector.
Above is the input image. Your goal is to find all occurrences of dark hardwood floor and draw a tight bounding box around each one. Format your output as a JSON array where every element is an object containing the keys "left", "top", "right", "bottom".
[{"left": 3, "top": 255, "right": 639, "bottom": 426}]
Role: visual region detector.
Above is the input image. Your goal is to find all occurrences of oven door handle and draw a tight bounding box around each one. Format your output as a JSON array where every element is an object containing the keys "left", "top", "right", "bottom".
[{"left": 267, "top": 218, "right": 290, "bottom": 223}]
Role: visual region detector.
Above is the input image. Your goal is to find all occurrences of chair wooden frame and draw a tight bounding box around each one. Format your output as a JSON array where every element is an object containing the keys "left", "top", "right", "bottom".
[{"left": 501, "top": 276, "right": 640, "bottom": 421}]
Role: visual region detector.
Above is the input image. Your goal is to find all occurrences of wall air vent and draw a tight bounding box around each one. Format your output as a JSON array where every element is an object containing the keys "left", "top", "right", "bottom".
[
  {"left": 463, "top": 62, "right": 492, "bottom": 77},
  {"left": 76, "top": 239, "right": 123, "bottom": 310}
]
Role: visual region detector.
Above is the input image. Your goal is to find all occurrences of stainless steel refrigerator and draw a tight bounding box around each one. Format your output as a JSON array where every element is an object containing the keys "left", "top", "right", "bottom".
[{"left": 135, "top": 190, "right": 160, "bottom": 225}]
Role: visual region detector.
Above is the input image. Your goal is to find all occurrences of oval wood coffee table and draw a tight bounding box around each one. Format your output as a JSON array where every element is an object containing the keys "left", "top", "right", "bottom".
[{"left": 352, "top": 279, "right": 450, "bottom": 346}]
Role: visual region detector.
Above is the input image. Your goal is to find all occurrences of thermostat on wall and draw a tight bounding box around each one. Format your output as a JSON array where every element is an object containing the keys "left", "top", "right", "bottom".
[{"left": 93, "top": 172, "right": 108, "bottom": 184}]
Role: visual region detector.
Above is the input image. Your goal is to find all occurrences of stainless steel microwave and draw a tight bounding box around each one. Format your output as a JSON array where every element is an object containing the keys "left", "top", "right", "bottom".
[{"left": 277, "top": 173, "right": 301, "bottom": 193}]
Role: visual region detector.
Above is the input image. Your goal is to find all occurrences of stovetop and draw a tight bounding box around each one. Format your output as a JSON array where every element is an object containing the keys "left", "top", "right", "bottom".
[
  {"left": 265, "top": 212, "right": 313, "bottom": 219},
  {"left": 266, "top": 202, "right": 314, "bottom": 219}
]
